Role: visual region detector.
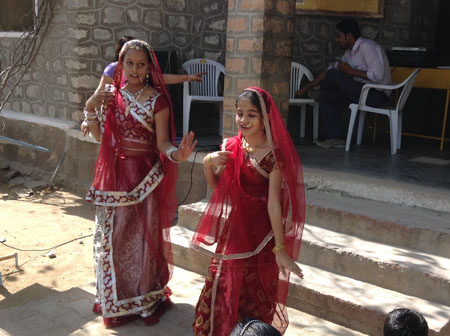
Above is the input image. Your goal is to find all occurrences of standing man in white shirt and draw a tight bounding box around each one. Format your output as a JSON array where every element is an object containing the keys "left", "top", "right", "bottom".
[{"left": 295, "top": 18, "right": 392, "bottom": 148}]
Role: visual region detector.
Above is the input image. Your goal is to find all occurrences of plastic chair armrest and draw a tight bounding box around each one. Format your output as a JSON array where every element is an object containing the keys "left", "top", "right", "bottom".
[{"left": 358, "top": 82, "right": 403, "bottom": 106}]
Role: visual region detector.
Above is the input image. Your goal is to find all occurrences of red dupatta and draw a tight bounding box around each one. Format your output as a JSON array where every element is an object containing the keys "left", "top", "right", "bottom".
[
  {"left": 90, "top": 40, "right": 177, "bottom": 203},
  {"left": 192, "top": 86, "right": 305, "bottom": 268}
]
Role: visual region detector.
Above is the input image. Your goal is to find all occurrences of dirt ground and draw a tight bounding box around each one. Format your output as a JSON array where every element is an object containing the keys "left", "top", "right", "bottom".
[
  {"left": 0, "top": 165, "right": 370, "bottom": 336},
  {"left": 0, "top": 166, "right": 96, "bottom": 309}
]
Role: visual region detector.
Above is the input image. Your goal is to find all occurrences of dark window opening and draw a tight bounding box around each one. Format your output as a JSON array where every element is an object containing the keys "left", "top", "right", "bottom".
[{"left": 0, "top": 0, "right": 34, "bottom": 32}]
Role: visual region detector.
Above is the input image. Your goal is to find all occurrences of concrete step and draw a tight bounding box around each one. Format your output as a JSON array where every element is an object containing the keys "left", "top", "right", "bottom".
[
  {"left": 305, "top": 188, "right": 450, "bottom": 258},
  {"left": 171, "top": 225, "right": 450, "bottom": 336},
  {"left": 179, "top": 190, "right": 450, "bottom": 259},
  {"left": 284, "top": 308, "right": 368, "bottom": 336},
  {"left": 176, "top": 156, "right": 450, "bottom": 214},
  {"left": 178, "top": 201, "right": 450, "bottom": 305},
  {"left": 177, "top": 199, "right": 208, "bottom": 231},
  {"left": 302, "top": 166, "right": 450, "bottom": 214},
  {"left": 300, "top": 225, "right": 450, "bottom": 306},
  {"left": 287, "top": 263, "right": 450, "bottom": 336},
  {"left": 177, "top": 154, "right": 450, "bottom": 215}
]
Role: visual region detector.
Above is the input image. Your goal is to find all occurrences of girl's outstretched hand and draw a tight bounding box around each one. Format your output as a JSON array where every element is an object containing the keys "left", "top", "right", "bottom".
[
  {"left": 190, "top": 72, "right": 206, "bottom": 82},
  {"left": 275, "top": 249, "right": 304, "bottom": 279},
  {"left": 176, "top": 131, "right": 197, "bottom": 161}
]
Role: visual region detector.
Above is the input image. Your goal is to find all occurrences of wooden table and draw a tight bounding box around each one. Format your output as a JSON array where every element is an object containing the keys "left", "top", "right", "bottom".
[{"left": 390, "top": 67, "right": 450, "bottom": 150}]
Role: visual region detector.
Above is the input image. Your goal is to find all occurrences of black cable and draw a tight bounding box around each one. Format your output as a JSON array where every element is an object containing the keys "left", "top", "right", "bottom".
[
  {"left": 178, "top": 150, "right": 198, "bottom": 206},
  {"left": 178, "top": 145, "right": 217, "bottom": 206},
  {"left": 0, "top": 234, "right": 93, "bottom": 252},
  {"left": 1, "top": 145, "right": 216, "bottom": 253}
]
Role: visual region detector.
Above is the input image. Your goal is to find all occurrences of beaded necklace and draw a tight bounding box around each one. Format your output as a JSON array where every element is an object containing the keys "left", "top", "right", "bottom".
[{"left": 124, "top": 84, "right": 147, "bottom": 116}]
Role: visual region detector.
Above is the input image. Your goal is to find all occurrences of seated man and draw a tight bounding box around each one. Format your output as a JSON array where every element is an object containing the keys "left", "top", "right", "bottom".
[
  {"left": 296, "top": 18, "right": 392, "bottom": 148},
  {"left": 384, "top": 308, "right": 429, "bottom": 336}
]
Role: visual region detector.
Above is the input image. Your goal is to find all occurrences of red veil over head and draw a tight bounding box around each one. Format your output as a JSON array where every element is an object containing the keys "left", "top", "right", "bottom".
[
  {"left": 87, "top": 40, "right": 178, "bottom": 323},
  {"left": 91, "top": 39, "right": 177, "bottom": 197},
  {"left": 192, "top": 86, "right": 305, "bottom": 270}
]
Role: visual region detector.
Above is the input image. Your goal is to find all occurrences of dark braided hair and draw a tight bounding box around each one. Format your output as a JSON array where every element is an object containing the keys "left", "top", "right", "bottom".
[
  {"left": 236, "top": 90, "right": 262, "bottom": 115},
  {"left": 230, "top": 318, "right": 282, "bottom": 336},
  {"left": 384, "top": 308, "right": 429, "bottom": 336},
  {"left": 114, "top": 36, "right": 136, "bottom": 61}
]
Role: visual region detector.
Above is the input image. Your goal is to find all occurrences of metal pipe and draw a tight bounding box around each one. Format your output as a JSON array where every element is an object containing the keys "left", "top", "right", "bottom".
[{"left": 0, "top": 135, "right": 50, "bottom": 152}]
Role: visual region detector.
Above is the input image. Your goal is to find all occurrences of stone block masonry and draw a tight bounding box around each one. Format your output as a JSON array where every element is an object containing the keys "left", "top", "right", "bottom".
[
  {"left": 222, "top": 0, "right": 295, "bottom": 138},
  {"left": 1, "top": 0, "right": 228, "bottom": 124},
  {"left": 1, "top": 0, "right": 439, "bottom": 133},
  {"left": 294, "top": 0, "right": 439, "bottom": 76}
]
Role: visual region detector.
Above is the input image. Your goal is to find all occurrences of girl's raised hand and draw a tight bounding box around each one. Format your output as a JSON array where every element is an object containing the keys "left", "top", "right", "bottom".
[
  {"left": 208, "top": 150, "right": 232, "bottom": 167},
  {"left": 275, "top": 249, "right": 304, "bottom": 279},
  {"left": 86, "top": 90, "right": 115, "bottom": 111},
  {"left": 80, "top": 120, "right": 90, "bottom": 136},
  {"left": 176, "top": 131, "right": 198, "bottom": 161}
]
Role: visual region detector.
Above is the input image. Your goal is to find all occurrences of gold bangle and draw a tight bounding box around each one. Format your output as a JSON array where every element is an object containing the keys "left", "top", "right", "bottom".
[
  {"left": 207, "top": 155, "right": 214, "bottom": 169},
  {"left": 272, "top": 244, "right": 285, "bottom": 254}
]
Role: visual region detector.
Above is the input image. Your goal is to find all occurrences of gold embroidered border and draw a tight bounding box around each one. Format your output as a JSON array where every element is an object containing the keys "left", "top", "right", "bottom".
[{"left": 86, "top": 161, "right": 164, "bottom": 207}]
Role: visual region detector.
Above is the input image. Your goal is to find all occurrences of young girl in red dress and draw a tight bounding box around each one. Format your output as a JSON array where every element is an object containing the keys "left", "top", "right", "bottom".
[
  {"left": 192, "top": 87, "right": 305, "bottom": 335},
  {"left": 83, "top": 40, "right": 197, "bottom": 328}
]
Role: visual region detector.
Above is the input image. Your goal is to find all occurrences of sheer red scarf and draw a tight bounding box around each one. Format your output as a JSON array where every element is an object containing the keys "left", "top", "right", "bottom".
[
  {"left": 93, "top": 41, "right": 177, "bottom": 191},
  {"left": 90, "top": 40, "right": 178, "bottom": 217},
  {"left": 192, "top": 87, "right": 305, "bottom": 264}
]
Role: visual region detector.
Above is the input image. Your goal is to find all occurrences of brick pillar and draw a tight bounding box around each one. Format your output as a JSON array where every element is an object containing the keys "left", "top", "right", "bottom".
[{"left": 222, "top": 0, "right": 295, "bottom": 138}]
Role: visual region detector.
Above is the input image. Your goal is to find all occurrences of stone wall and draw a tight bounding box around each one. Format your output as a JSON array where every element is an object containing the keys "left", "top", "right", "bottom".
[
  {"left": 293, "top": 0, "right": 439, "bottom": 75},
  {"left": 0, "top": 0, "right": 445, "bottom": 189},
  {"left": 222, "top": 0, "right": 296, "bottom": 137},
  {"left": 1, "top": 0, "right": 228, "bottom": 124},
  {"left": 0, "top": 0, "right": 440, "bottom": 125}
]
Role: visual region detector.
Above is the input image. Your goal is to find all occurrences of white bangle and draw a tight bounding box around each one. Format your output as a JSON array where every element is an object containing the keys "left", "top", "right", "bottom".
[
  {"left": 166, "top": 146, "right": 179, "bottom": 163},
  {"left": 86, "top": 118, "right": 99, "bottom": 125},
  {"left": 83, "top": 108, "right": 98, "bottom": 119}
]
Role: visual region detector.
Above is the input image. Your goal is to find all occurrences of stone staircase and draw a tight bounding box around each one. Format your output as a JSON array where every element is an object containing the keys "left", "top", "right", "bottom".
[{"left": 172, "top": 162, "right": 450, "bottom": 336}]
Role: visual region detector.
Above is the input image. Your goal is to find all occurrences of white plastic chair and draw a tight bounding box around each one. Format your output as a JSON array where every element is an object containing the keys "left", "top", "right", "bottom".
[
  {"left": 182, "top": 58, "right": 225, "bottom": 135},
  {"left": 289, "top": 62, "right": 319, "bottom": 142},
  {"left": 345, "top": 68, "right": 421, "bottom": 155}
]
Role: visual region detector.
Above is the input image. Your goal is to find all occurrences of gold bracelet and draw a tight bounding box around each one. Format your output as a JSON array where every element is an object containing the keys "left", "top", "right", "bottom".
[
  {"left": 272, "top": 244, "right": 285, "bottom": 254},
  {"left": 207, "top": 155, "right": 214, "bottom": 169}
]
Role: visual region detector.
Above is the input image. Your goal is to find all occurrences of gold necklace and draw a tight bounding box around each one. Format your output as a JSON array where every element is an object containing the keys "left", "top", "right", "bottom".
[{"left": 243, "top": 137, "right": 266, "bottom": 154}]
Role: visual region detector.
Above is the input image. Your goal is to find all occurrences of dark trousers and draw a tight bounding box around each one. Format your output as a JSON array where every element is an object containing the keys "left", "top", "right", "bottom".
[{"left": 319, "top": 69, "right": 388, "bottom": 139}]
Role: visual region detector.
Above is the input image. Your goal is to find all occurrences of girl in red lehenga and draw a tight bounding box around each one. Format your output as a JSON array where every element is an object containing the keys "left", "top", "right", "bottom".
[
  {"left": 82, "top": 40, "right": 197, "bottom": 328},
  {"left": 192, "top": 87, "right": 305, "bottom": 336}
]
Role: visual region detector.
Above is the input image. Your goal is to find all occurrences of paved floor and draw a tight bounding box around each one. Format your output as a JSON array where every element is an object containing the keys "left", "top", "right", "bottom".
[
  {"left": 192, "top": 131, "right": 450, "bottom": 191},
  {"left": 0, "top": 267, "right": 364, "bottom": 336},
  {"left": 295, "top": 134, "right": 450, "bottom": 190},
  {"left": 285, "top": 99, "right": 450, "bottom": 191}
]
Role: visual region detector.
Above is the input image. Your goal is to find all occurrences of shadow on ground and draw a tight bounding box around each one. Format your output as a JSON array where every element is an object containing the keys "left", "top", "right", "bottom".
[{"left": 0, "top": 282, "right": 197, "bottom": 336}]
